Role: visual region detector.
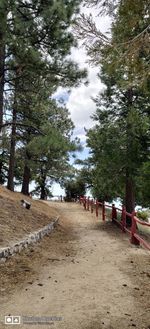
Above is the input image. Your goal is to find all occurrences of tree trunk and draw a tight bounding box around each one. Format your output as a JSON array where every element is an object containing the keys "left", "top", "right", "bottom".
[
  {"left": 125, "top": 88, "right": 135, "bottom": 225},
  {"left": 125, "top": 171, "right": 135, "bottom": 226},
  {"left": 0, "top": 150, "right": 5, "bottom": 184},
  {"left": 0, "top": 0, "right": 7, "bottom": 131},
  {"left": 7, "top": 88, "right": 17, "bottom": 191},
  {"left": 0, "top": 2, "right": 7, "bottom": 181},
  {"left": 40, "top": 185, "right": 46, "bottom": 200},
  {"left": 40, "top": 173, "right": 47, "bottom": 200},
  {"left": 0, "top": 43, "right": 5, "bottom": 131},
  {"left": 21, "top": 163, "right": 30, "bottom": 195}
]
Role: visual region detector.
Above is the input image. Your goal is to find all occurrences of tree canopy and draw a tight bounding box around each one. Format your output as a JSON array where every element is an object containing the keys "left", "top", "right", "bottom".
[
  {"left": 75, "top": 0, "right": 150, "bottom": 211},
  {"left": 0, "top": 0, "right": 87, "bottom": 197}
]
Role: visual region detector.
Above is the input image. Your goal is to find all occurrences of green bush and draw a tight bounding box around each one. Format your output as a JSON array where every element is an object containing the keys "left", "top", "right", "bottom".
[{"left": 136, "top": 211, "right": 149, "bottom": 222}]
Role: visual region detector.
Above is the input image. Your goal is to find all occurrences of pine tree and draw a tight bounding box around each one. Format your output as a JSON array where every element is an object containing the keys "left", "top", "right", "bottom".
[
  {"left": 0, "top": 0, "right": 87, "bottom": 191},
  {"left": 19, "top": 100, "right": 76, "bottom": 198},
  {"left": 77, "top": 0, "right": 150, "bottom": 213}
]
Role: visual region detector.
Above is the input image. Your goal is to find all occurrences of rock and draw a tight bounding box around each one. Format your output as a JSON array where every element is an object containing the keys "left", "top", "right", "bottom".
[
  {"left": 0, "top": 249, "right": 5, "bottom": 258},
  {"left": 0, "top": 257, "right": 6, "bottom": 263}
]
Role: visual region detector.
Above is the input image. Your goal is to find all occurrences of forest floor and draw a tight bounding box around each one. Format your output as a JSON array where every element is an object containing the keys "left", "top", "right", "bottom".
[{"left": 0, "top": 198, "right": 150, "bottom": 329}]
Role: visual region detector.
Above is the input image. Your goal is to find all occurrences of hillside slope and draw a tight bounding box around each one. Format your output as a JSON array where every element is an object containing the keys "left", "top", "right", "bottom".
[{"left": 0, "top": 186, "right": 58, "bottom": 247}]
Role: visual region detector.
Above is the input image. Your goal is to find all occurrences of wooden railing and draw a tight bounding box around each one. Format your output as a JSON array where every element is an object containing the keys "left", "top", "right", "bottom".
[{"left": 80, "top": 197, "right": 150, "bottom": 251}]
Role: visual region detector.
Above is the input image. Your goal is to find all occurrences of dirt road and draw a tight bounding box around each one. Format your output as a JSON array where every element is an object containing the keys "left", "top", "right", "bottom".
[{"left": 0, "top": 202, "right": 150, "bottom": 329}]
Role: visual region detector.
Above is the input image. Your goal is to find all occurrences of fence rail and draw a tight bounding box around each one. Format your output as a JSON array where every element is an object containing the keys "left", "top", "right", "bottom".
[{"left": 80, "top": 197, "right": 150, "bottom": 251}]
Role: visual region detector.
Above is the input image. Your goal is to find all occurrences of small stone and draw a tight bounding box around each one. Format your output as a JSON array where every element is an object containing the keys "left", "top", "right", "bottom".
[
  {"left": 37, "top": 283, "right": 43, "bottom": 286},
  {"left": 0, "top": 258, "right": 6, "bottom": 263},
  {"left": 0, "top": 251, "right": 5, "bottom": 258}
]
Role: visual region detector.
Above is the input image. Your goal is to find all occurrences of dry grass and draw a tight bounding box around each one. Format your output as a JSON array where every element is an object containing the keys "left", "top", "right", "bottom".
[{"left": 0, "top": 185, "right": 58, "bottom": 247}]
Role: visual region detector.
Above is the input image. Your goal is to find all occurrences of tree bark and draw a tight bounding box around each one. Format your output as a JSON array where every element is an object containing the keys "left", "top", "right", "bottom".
[
  {"left": 0, "top": 1, "right": 7, "bottom": 182},
  {"left": 125, "top": 88, "right": 135, "bottom": 225},
  {"left": 7, "top": 86, "right": 17, "bottom": 191},
  {"left": 0, "top": 43, "right": 5, "bottom": 130},
  {"left": 21, "top": 162, "right": 31, "bottom": 195},
  {"left": 0, "top": 150, "right": 5, "bottom": 184},
  {"left": 40, "top": 185, "right": 46, "bottom": 200},
  {"left": 40, "top": 172, "right": 47, "bottom": 200},
  {"left": 0, "top": 0, "right": 7, "bottom": 131},
  {"left": 125, "top": 171, "right": 135, "bottom": 226}
]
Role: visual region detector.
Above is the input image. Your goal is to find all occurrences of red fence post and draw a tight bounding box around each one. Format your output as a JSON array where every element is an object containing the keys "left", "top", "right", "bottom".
[
  {"left": 96, "top": 199, "right": 98, "bottom": 218},
  {"left": 112, "top": 204, "right": 117, "bottom": 223},
  {"left": 131, "top": 211, "right": 140, "bottom": 246},
  {"left": 121, "top": 206, "right": 126, "bottom": 232},
  {"left": 87, "top": 197, "right": 90, "bottom": 211},
  {"left": 83, "top": 197, "right": 86, "bottom": 210},
  {"left": 91, "top": 199, "right": 94, "bottom": 213},
  {"left": 102, "top": 202, "right": 105, "bottom": 221}
]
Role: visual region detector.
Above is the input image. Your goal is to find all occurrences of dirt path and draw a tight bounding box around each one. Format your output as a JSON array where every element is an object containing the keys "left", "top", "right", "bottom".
[{"left": 0, "top": 202, "right": 150, "bottom": 329}]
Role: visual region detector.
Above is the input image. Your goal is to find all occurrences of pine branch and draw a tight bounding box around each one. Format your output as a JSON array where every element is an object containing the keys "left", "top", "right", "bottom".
[{"left": 0, "top": 122, "right": 44, "bottom": 135}]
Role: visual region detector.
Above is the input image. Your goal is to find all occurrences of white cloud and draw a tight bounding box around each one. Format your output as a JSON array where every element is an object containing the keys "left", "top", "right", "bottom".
[
  {"left": 67, "top": 66, "right": 103, "bottom": 130},
  {"left": 54, "top": 7, "right": 111, "bottom": 145},
  {"left": 66, "top": 8, "right": 111, "bottom": 138},
  {"left": 81, "top": 5, "right": 111, "bottom": 34}
]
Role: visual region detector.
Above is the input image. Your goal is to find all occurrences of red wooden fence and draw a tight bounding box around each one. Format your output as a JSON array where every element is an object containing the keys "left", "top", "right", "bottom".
[{"left": 80, "top": 197, "right": 150, "bottom": 251}]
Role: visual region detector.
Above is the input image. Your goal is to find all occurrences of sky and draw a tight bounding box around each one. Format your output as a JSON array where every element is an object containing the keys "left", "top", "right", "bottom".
[
  {"left": 51, "top": 5, "right": 111, "bottom": 196},
  {"left": 54, "top": 7, "right": 111, "bottom": 147}
]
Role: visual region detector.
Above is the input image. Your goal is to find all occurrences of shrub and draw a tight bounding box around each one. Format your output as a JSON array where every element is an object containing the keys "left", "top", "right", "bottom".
[{"left": 136, "top": 210, "right": 149, "bottom": 222}]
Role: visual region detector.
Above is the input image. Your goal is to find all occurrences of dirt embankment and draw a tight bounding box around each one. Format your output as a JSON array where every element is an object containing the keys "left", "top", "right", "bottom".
[{"left": 0, "top": 186, "right": 58, "bottom": 247}]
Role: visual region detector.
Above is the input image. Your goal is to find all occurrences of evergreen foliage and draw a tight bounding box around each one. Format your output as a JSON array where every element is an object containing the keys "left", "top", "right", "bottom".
[
  {"left": 64, "top": 177, "right": 86, "bottom": 201},
  {"left": 76, "top": 0, "right": 150, "bottom": 210},
  {"left": 0, "top": 0, "right": 87, "bottom": 195}
]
